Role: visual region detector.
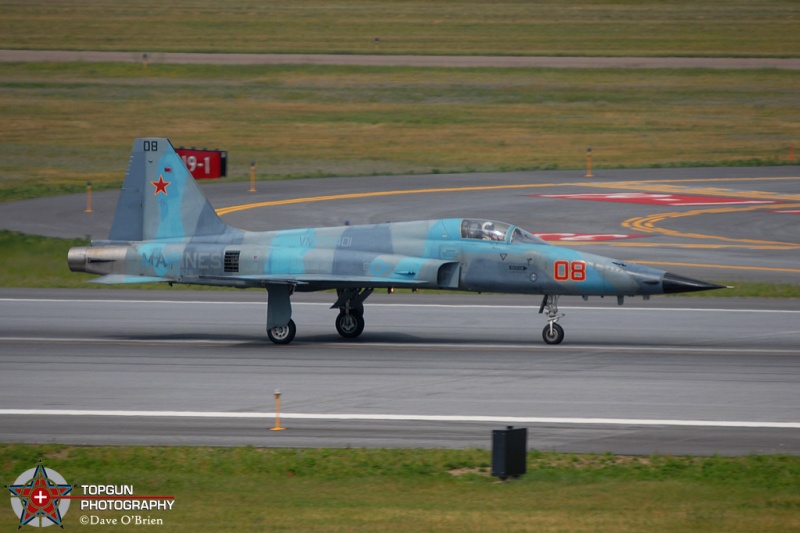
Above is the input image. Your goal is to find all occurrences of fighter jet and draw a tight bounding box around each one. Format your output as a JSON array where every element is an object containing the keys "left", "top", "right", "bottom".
[{"left": 68, "top": 138, "right": 724, "bottom": 345}]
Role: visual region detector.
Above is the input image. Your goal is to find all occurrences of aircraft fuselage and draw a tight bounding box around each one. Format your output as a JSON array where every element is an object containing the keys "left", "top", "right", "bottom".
[{"left": 72, "top": 218, "right": 667, "bottom": 298}]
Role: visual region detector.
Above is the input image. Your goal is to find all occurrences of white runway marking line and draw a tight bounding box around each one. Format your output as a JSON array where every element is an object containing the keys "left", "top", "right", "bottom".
[
  {"left": 0, "top": 337, "right": 237, "bottom": 345},
  {"left": 1, "top": 336, "right": 798, "bottom": 354},
  {"left": 1, "top": 298, "right": 799, "bottom": 314},
  {"left": 0, "top": 409, "right": 798, "bottom": 429}
]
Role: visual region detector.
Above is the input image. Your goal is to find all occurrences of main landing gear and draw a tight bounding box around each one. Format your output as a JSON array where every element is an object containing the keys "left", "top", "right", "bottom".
[
  {"left": 267, "top": 319, "right": 296, "bottom": 345},
  {"left": 539, "top": 295, "right": 565, "bottom": 345},
  {"left": 332, "top": 288, "right": 373, "bottom": 340},
  {"left": 265, "top": 286, "right": 375, "bottom": 345},
  {"left": 266, "top": 284, "right": 296, "bottom": 345}
]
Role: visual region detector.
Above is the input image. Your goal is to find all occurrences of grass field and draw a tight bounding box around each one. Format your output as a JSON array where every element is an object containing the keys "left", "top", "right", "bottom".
[
  {"left": 1, "top": 2, "right": 798, "bottom": 202},
  {"left": 1, "top": 0, "right": 799, "bottom": 57},
  {"left": 1, "top": 62, "right": 798, "bottom": 201},
  {"left": 2, "top": 444, "right": 799, "bottom": 532}
]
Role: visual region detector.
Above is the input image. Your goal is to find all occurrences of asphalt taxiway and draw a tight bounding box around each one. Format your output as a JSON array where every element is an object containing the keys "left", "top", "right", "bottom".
[
  {"left": 1, "top": 166, "right": 798, "bottom": 454},
  {"left": 2, "top": 166, "right": 798, "bottom": 284},
  {"left": 0, "top": 289, "right": 798, "bottom": 455}
]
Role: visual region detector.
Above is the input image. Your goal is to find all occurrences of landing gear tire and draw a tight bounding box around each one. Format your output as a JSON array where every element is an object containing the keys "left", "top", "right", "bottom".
[
  {"left": 335, "top": 311, "right": 365, "bottom": 339},
  {"left": 268, "top": 319, "right": 296, "bottom": 345},
  {"left": 542, "top": 323, "right": 564, "bottom": 345}
]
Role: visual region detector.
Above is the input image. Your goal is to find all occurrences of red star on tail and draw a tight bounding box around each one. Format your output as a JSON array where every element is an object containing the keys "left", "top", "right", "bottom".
[{"left": 152, "top": 175, "right": 171, "bottom": 196}]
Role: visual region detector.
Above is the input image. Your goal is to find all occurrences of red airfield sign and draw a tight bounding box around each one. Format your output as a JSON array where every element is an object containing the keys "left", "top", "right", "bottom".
[{"left": 175, "top": 148, "right": 227, "bottom": 179}]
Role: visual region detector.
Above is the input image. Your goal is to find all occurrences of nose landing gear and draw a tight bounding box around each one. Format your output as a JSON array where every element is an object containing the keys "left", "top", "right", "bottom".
[{"left": 539, "top": 295, "right": 565, "bottom": 345}]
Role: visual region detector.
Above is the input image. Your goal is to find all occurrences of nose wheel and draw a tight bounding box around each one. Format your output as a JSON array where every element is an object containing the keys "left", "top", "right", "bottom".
[
  {"left": 542, "top": 322, "right": 564, "bottom": 344},
  {"left": 539, "top": 295, "right": 565, "bottom": 345}
]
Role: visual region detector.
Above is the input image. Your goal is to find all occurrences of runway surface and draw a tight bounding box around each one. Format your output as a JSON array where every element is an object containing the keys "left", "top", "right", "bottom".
[
  {"left": 1, "top": 166, "right": 798, "bottom": 454},
  {"left": 1, "top": 289, "right": 798, "bottom": 455}
]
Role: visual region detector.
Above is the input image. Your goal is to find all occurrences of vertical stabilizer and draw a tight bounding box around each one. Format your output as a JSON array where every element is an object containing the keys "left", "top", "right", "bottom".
[{"left": 108, "top": 138, "right": 229, "bottom": 242}]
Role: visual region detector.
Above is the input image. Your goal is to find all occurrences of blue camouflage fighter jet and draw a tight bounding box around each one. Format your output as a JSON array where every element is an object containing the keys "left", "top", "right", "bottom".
[{"left": 68, "top": 138, "right": 724, "bottom": 344}]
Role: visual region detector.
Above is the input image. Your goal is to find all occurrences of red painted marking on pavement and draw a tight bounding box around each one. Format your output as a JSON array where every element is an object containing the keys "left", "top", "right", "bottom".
[
  {"left": 535, "top": 233, "right": 650, "bottom": 242},
  {"left": 532, "top": 192, "right": 776, "bottom": 206}
]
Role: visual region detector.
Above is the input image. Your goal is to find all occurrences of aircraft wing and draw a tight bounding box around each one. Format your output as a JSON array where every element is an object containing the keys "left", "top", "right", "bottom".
[
  {"left": 88, "top": 273, "right": 429, "bottom": 289},
  {"left": 198, "top": 274, "right": 430, "bottom": 289}
]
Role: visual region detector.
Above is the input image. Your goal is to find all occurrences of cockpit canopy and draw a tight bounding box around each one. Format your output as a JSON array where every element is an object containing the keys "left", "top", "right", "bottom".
[{"left": 459, "top": 219, "right": 548, "bottom": 245}]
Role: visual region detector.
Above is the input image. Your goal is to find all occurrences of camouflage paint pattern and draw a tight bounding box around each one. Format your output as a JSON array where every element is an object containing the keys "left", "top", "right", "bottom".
[{"left": 68, "top": 138, "right": 722, "bottom": 344}]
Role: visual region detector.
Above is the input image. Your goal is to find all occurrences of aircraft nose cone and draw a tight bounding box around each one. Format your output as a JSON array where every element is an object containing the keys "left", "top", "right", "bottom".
[{"left": 662, "top": 272, "right": 726, "bottom": 294}]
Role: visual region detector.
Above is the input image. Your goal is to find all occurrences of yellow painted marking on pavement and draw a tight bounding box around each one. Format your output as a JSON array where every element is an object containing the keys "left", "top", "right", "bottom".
[
  {"left": 216, "top": 176, "right": 799, "bottom": 216},
  {"left": 562, "top": 241, "right": 797, "bottom": 250},
  {"left": 215, "top": 183, "right": 557, "bottom": 216},
  {"left": 613, "top": 177, "right": 799, "bottom": 183},
  {"left": 623, "top": 203, "right": 800, "bottom": 249},
  {"left": 633, "top": 261, "right": 800, "bottom": 274},
  {"left": 577, "top": 176, "right": 800, "bottom": 202},
  {"left": 214, "top": 176, "right": 800, "bottom": 261}
]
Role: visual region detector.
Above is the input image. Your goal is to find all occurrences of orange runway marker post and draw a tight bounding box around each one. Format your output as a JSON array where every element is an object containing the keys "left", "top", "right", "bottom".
[
  {"left": 85, "top": 181, "right": 93, "bottom": 213},
  {"left": 249, "top": 162, "right": 257, "bottom": 193},
  {"left": 270, "top": 389, "right": 285, "bottom": 431},
  {"left": 585, "top": 147, "right": 593, "bottom": 178}
]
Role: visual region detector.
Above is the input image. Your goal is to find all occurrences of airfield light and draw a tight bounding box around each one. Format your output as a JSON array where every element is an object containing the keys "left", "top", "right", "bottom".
[{"left": 249, "top": 162, "right": 256, "bottom": 193}]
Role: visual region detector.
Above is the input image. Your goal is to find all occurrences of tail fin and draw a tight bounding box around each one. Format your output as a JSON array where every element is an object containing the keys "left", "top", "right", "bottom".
[{"left": 108, "top": 138, "right": 229, "bottom": 242}]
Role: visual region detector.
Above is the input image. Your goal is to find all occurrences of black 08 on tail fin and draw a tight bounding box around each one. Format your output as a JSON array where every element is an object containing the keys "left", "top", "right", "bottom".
[{"left": 107, "top": 138, "right": 230, "bottom": 242}]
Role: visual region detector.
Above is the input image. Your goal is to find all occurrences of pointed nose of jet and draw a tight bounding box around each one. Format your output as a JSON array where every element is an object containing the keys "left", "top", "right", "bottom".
[{"left": 662, "top": 272, "right": 726, "bottom": 294}]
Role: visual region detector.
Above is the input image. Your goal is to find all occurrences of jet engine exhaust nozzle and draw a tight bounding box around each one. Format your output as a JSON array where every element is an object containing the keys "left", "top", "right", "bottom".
[{"left": 67, "top": 246, "right": 89, "bottom": 273}]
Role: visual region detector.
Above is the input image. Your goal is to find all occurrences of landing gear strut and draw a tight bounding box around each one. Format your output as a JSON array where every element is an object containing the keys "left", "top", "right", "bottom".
[
  {"left": 539, "top": 295, "right": 565, "bottom": 345},
  {"left": 332, "top": 288, "right": 373, "bottom": 339}
]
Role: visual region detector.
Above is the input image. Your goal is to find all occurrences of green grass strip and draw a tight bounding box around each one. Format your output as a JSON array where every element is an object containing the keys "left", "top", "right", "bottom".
[
  {"left": 2, "top": 444, "right": 799, "bottom": 532},
  {"left": 1, "top": 63, "right": 798, "bottom": 202},
  {"left": 1, "top": 0, "right": 798, "bottom": 57}
]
